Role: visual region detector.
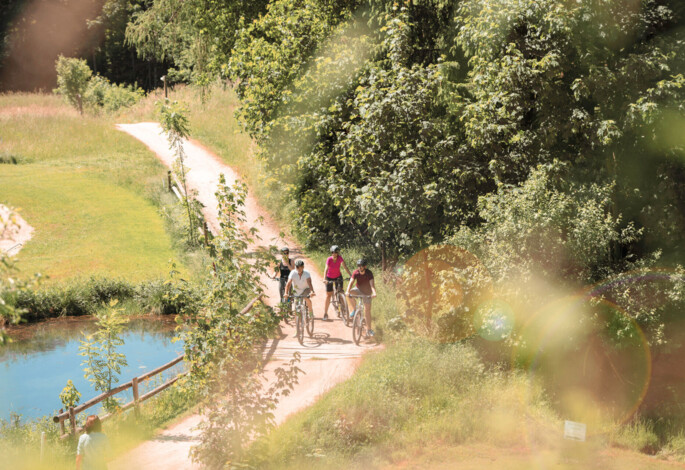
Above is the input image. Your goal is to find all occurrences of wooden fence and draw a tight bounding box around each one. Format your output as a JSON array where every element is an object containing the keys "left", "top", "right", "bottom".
[
  {"left": 167, "top": 169, "right": 214, "bottom": 243},
  {"left": 52, "top": 294, "right": 264, "bottom": 440}
]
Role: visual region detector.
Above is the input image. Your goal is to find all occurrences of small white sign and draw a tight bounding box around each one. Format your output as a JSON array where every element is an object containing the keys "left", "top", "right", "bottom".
[{"left": 563, "top": 420, "right": 587, "bottom": 442}]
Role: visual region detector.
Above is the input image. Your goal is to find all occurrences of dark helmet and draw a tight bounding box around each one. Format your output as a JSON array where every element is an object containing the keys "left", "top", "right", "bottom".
[
  {"left": 295, "top": 259, "right": 305, "bottom": 267},
  {"left": 280, "top": 247, "right": 290, "bottom": 253},
  {"left": 330, "top": 245, "right": 340, "bottom": 254},
  {"left": 356, "top": 258, "right": 367, "bottom": 267}
]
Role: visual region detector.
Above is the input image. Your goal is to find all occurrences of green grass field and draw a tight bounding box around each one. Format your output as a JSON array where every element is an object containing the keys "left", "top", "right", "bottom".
[{"left": 0, "top": 93, "right": 182, "bottom": 282}]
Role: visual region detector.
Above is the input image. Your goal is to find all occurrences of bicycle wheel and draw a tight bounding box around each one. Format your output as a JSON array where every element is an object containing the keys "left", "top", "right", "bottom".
[
  {"left": 352, "top": 305, "right": 366, "bottom": 345},
  {"left": 296, "top": 305, "right": 304, "bottom": 345},
  {"left": 306, "top": 303, "right": 314, "bottom": 337},
  {"left": 338, "top": 293, "right": 350, "bottom": 326}
]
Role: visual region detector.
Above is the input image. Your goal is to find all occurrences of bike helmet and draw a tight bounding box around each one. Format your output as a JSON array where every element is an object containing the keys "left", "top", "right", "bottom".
[
  {"left": 280, "top": 246, "right": 290, "bottom": 253},
  {"left": 356, "top": 258, "right": 367, "bottom": 267},
  {"left": 330, "top": 245, "right": 340, "bottom": 254},
  {"left": 295, "top": 259, "right": 305, "bottom": 268}
]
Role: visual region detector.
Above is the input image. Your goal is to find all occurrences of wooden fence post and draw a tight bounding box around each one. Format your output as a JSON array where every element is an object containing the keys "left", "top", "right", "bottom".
[
  {"left": 68, "top": 407, "right": 76, "bottom": 436},
  {"left": 203, "top": 222, "right": 210, "bottom": 246},
  {"left": 59, "top": 408, "right": 66, "bottom": 436},
  {"left": 167, "top": 170, "right": 173, "bottom": 192},
  {"left": 132, "top": 376, "right": 140, "bottom": 418}
]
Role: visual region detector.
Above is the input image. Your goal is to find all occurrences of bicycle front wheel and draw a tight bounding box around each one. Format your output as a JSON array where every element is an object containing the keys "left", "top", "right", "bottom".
[
  {"left": 352, "top": 306, "right": 366, "bottom": 345},
  {"left": 306, "top": 304, "right": 314, "bottom": 337},
  {"left": 296, "top": 306, "right": 304, "bottom": 345}
]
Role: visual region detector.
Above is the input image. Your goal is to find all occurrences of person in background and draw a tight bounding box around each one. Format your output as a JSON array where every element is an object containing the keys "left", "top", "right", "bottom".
[
  {"left": 346, "top": 258, "right": 377, "bottom": 337},
  {"left": 76, "top": 415, "right": 110, "bottom": 470},
  {"left": 273, "top": 246, "right": 295, "bottom": 303},
  {"left": 322, "top": 245, "right": 351, "bottom": 321}
]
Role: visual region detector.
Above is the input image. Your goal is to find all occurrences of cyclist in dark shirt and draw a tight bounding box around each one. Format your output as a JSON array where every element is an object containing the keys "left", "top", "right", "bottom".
[
  {"left": 345, "top": 258, "right": 377, "bottom": 337},
  {"left": 273, "top": 247, "right": 295, "bottom": 303}
]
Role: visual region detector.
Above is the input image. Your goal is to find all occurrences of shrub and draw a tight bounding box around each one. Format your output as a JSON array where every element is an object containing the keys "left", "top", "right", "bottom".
[
  {"left": 4, "top": 276, "right": 200, "bottom": 322},
  {"left": 56, "top": 57, "right": 143, "bottom": 114},
  {"left": 54, "top": 56, "right": 92, "bottom": 114},
  {"left": 611, "top": 417, "right": 660, "bottom": 454},
  {"left": 102, "top": 82, "right": 144, "bottom": 112}
]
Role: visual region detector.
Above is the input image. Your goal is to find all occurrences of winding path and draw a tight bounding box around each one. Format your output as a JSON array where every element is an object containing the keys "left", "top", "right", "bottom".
[{"left": 110, "top": 123, "right": 376, "bottom": 469}]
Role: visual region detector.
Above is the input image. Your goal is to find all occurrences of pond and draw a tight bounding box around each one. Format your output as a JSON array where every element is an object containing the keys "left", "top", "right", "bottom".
[{"left": 0, "top": 316, "right": 185, "bottom": 421}]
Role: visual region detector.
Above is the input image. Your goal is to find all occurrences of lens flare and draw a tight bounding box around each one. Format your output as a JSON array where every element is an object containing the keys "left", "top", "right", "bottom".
[
  {"left": 516, "top": 296, "right": 651, "bottom": 435},
  {"left": 474, "top": 299, "right": 514, "bottom": 341}
]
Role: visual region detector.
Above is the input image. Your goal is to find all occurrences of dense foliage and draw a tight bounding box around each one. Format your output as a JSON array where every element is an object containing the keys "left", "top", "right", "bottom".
[{"left": 228, "top": 0, "right": 685, "bottom": 262}]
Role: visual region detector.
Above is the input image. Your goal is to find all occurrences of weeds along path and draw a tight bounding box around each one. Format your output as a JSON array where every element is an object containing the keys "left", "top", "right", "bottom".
[{"left": 112, "top": 122, "right": 377, "bottom": 469}]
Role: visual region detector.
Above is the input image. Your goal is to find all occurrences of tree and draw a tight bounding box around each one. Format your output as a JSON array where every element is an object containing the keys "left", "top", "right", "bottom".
[
  {"left": 157, "top": 99, "right": 200, "bottom": 246},
  {"left": 79, "top": 301, "right": 129, "bottom": 413},
  {"left": 55, "top": 55, "right": 92, "bottom": 114}
]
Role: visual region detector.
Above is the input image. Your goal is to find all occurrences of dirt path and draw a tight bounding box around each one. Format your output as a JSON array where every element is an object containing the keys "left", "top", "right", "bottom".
[
  {"left": 112, "top": 123, "right": 377, "bottom": 469},
  {"left": 0, "top": 204, "right": 34, "bottom": 255}
]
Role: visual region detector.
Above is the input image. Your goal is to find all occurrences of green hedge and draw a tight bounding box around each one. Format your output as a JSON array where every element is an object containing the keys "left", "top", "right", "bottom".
[{"left": 4, "top": 277, "right": 201, "bottom": 322}]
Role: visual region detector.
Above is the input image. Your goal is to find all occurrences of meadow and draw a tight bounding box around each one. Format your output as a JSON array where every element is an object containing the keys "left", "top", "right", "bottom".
[{"left": 0, "top": 93, "right": 187, "bottom": 282}]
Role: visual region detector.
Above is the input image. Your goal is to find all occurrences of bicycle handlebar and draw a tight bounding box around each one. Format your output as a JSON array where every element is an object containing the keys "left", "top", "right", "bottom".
[
  {"left": 323, "top": 279, "right": 348, "bottom": 283},
  {"left": 348, "top": 294, "right": 373, "bottom": 298}
]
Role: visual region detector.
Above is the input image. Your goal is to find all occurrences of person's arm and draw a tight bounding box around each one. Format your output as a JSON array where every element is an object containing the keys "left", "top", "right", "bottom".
[
  {"left": 345, "top": 274, "right": 356, "bottom": 296},
  {"left": 323, "top": 258, "right": 329, "bottom": 281},
  {"left": 76, "top": 455, "right": 82, "bottom": 470},
  {"left": 284, "top": 279, "right": 293, "bottom": 297},
  {"left": 307, "top": 277, "right": 316, "bottom": 296},
  {"left": 342, "top": 259, "right": 352, "bottom": 277},
  {"left": 370, "top": 278, "right": 377, "bottom": 297}
]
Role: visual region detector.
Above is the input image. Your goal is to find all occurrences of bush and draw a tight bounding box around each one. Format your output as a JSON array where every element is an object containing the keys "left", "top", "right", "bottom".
[
  {"left": 102, "top": 82, "right": 144, "bottom": 112},
  {"left": 611, "top": 418, "right": 660, "bottom": 454},
  {"left": 54, "top": 56, "right": 92, "bottom": 114},
  {"left": 4, "top": 276, "right": 199, "bottom": 322},
  {"left": 85, "top": 75, "right": 144, "bottom": 113},
  {"left": 56, "top": 57, "right": 143, "bottom": 114}
]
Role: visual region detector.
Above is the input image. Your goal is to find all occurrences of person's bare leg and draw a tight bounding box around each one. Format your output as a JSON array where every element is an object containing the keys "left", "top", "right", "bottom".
[
  {"left": 306, "top": 298, "right": 313, "bottom": 316},
  {"left": 324, "top": 291, "right": 332, "bottom": 316},
  {"left": 347, "top": 296, "right": 356, "bottom": 316}
]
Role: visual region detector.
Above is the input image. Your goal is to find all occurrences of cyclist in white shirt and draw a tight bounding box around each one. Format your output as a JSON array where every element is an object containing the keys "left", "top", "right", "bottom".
[{"left": 284, "top": 259, "right": 316, "bottom": 316}]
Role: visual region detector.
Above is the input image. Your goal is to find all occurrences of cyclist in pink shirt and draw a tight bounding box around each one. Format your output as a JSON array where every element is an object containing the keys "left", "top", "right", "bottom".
[{"left": 322, "top": 245, "right": 351, "bottom": 321}]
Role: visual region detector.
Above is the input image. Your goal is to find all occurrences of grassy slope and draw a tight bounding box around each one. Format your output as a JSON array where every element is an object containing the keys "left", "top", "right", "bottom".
[{"left": 0, "top": 93, "right": 183, "bottom": 282}]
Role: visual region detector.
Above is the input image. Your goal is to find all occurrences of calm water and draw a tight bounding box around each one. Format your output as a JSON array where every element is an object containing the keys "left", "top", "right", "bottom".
[{"left": 0, "top": 316, "right": 185, "bottom": 421}]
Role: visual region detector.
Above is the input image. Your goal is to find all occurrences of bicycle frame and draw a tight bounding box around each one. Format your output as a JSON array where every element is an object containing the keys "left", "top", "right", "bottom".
[
  {"left": 325, "top": 278, "right": 350, "bottom": 325},
  {"left": 291, "top": 293, "right": 313, "bottom": 344},
  {"left": 349, "top": 294, "right": 372, "bottom": 345}
]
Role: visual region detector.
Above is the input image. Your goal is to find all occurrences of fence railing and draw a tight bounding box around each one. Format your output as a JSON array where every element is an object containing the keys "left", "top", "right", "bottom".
[
  {"left": 167, "top": 169, "right": 214, "bottom": 243},
  {"left": 53, "top": 294, "right": 264, "bottom": 439}
]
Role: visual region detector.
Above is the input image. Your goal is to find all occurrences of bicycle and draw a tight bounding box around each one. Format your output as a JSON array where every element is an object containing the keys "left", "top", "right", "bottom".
[
  {"left": 272, "top": 277, "right": 291, "bottom": 319},
  {"left": 324, "top": 278, "right": 350, "bottom": 326},
  {"left": 290, "top": 292, "right": 314, "bottom": 345},
  {"left": 349, "top": 294, "right": 373, "bottom": 345}
]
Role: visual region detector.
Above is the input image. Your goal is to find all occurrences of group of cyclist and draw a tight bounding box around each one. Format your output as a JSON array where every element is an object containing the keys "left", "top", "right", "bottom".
[{"left": 275, "top": 245, "right": 377, "bottom": 337}]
